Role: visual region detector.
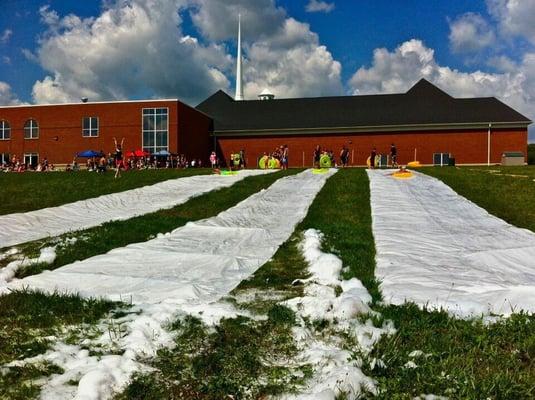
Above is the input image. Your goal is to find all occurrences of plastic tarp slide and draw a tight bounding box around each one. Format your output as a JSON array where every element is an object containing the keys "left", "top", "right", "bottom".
[
  {"left": 0, "top": 170, "right": 272, "bottom": 248},
  {"left": 367, "top": 169, "right": 535, "bottom": 317},
  {"left": 7, "top": 169, "right": 336, "bottom": 305}
]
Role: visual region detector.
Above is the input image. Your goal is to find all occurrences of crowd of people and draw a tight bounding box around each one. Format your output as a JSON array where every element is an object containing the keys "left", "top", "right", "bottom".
[
  {"left": 1, "top": 141, "right": 400, "bottom": 174},
  {"left": 0, "top": 155, "right": 56, "bottom": 173}
]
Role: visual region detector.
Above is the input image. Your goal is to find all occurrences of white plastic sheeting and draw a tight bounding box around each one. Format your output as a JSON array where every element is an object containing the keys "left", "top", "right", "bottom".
[
  {"left": 0, "top": 169, "right": 272, "bottom": 248},
  {"left": 367, "top": 169, "right": 535, "bottom": 317},
  {"left": 4, "top": 169, "right": 335, "bottom": 400},
  {"left": 8, "top": 169, "right": 335, "bottom": 304}
]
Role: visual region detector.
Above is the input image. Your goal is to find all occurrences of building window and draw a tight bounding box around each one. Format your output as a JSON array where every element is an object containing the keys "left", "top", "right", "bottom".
[
  {"left": 0, "top": 153, "right": 9, "bottom": 165},
  {"left": 433, "top": 153, "right": 450, "bottom": 166},
  {"left": 142, "top": 108, "right": 168, "bottom": 154},
  {"left": 24, "top": 119, "right": 39, "bottom": 139},
  {"left": 24, "top": 153, "right": 39, "bottom": 168},
  {"left": 0, "top": 120, "right": 10, "bottom": 140},
  {"left": 82, "top": 117, "right": 99, "bottom": 137}
]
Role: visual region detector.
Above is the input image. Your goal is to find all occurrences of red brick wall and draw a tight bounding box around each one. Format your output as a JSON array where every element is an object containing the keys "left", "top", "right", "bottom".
[
  {"left": 0, "top": 100, "right": 181, "bottom": 165},
  {"left": 216, "top": 128, "right": 528, "bottom": 167},
  {"left": 177, "top": 104, "right": 212, "bottom": 164}
]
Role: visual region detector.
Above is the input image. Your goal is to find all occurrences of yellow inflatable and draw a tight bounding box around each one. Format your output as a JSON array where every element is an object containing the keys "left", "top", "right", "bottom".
[
  {"left": 312, "top": 168, "right": 330, "bottom": 174},
  {"left": 407, "top": 161, "right": 422, "bottom": 168},
  {"left": 366, "top": 156, "right": 379, "bottom": 168},
  {"left": 258, "top": 155, "right": 269, "bottom": 169},
  {"left": 391, "top": 170, "right": 414, "bottom": 179},
  {"left": 319, "top": 154, "right": 331, "bottom": 168}
]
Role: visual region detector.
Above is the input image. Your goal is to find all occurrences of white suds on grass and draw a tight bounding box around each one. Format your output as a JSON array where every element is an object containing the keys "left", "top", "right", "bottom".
[
  {"left": 0, "top": 246, "right": 56, "bottom": 287},
  {"left": 279, "top": 229, "right": 395, "bottom": 400}
]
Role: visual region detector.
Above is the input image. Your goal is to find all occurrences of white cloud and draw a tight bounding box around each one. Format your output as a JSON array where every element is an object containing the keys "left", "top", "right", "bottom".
[
  {"left": 244, "top": 18, "right": 342, "bottom": 99},
  {"left": 448, "top": 13, "right": 495, "bottom": 54},
  {"left": 305, "top": 0, "right": 335, "bottom": 13},
  {"left": 487, "top": 0, "right": 535, "bottom": 44},
  {"left": 32, "top": 0, "right": 232, "bottom": 105},
  {"left": 29, "top": 0, "right": 342, "bottom": 104},
  {"left": 0, "top": 81, "right": 21, "bottom": 105},
  {"left": 349, "top": 39, "right": 535, "bottom": 140},
  {"left": 189, "top": 0, "right": 343, "bottom": 99},
  {"left": 2, "top": 56, "right": 11, "bottom": 65},
  {"left": 0, "top": 29, "right": 12, "bottom": 44}
]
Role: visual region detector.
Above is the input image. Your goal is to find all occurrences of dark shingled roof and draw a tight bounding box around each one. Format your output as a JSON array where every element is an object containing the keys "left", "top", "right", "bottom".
[{"left": 196, "top": 79, "right": 531, "bottom": 135}]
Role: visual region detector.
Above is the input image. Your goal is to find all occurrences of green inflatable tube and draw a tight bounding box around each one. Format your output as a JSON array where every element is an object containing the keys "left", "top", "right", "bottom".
[
  {"left": 319, "top": 154, "right": 331, "bottom": 168},
  {"left": 258, "top": 155, "right": 269, "bottom": 169}
]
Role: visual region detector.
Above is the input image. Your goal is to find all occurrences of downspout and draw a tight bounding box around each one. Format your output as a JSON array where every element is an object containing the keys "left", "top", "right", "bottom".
[{"left": 487, "top": 123, "right": 492, "bottom": 166}]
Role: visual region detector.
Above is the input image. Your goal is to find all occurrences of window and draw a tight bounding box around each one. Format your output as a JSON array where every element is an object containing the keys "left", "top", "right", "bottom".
[
  {"left": 24, "top": 153, "right": 39, "bottom": 168},
  {"left": 142, "top": 108, "right": 168, "bottom": 154},
  {"left": 0, "top": 153, "right": 9, "bottom": 165},
  {"left": 0, "top": 120, "right": 10, "bottom": 140},
  {"left": 24, "top": 119, "right": 39, "bottom": 139},
  {"left": 433, "top": 153, "right": 450, "bottom": 166},
  {"left": 82, "top": 117, "right": 99, "bottom": 137}
]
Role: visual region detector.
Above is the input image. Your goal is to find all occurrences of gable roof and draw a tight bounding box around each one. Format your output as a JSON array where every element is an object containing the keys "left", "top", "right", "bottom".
[{"left": 196, "top": 79, "right": 532, "bottom": 135}]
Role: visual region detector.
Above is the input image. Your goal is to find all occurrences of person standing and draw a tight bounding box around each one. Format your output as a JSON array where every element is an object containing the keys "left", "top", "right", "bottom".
[
  {"left": 239, "top": 149, "right": 246, "bottom": 169},
  {"left": 281, "top": 144, "right": 289, "bottom": 170},
  {"left": 113, "top": 137, "right": 125, "bottom": 179},
  {"left": 340, "top": 145, "right": 349, "bottom": 168},
  {"left": 313, "top": 145, "right": 321, "bottom": 168},
  {"left": 370, "top": 147, "right": 377, "bottom": 169},
  {"left": 390, "top": 143, "right": 398, "bottom": 167},
  {"left": 210, "top": 151, "right": 217, "bottom": 168}
]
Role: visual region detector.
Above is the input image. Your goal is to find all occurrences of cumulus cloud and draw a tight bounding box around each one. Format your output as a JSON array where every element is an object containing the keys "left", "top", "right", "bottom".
[
  {"left": 0, "top": 82, "right": 21, "bottom": 105},
  {"left": 189, "top": 0, "right": 286, "bottom": 42},
  {"left": 29, "top": 0, "right": 343, "bottom": 104},
  {"left": 305, "top": 0, "right": 335, "bottom": 13},
  {"left": 32, "top": 0, "right": 232, "bottom": 105},
  {"left": 448, "top": 13, "right": 495, "bottom": 54},
  {"left": 487, "top": 0, "right": 535, "bottom": 44},
  {"left": 349, "top": 39, "right": 535, "bottom": 140},
  {"left": 0, "top": 29, "right": 12, "bottom": 44},
  {"left": 244, "top": 18, "right": 342, "bottom": 99},
  {"left": 190, "top": 0, "right": 343, "bottom": 99}
]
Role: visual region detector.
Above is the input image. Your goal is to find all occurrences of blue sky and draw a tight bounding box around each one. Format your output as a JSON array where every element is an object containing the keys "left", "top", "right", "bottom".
[{"left": 0, "top": 0, "right": 534, "bottom": 140}]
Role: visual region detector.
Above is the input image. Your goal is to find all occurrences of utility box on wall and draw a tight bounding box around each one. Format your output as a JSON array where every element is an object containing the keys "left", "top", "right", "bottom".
[{"left": 501, "top": 152, "right": 525, "bottom": 166}]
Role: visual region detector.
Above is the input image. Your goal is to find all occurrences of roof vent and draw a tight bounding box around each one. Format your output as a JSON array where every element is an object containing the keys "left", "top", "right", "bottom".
[
  {"left": 258, "top": 88, "right": 275, "bottom": 100},
  {"left": 81, "top": 97, "right": 89, "bottom": 103}
]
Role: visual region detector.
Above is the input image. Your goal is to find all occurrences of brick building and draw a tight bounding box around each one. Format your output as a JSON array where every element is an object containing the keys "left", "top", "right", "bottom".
[
  {"left": 196, "top": 79, "right": 531, "bottom": 167},
  {"left": 0, "top": 79, "right": 531, "bottom": 168},
  {"left": 0, "top": 99, "right": 211, "bottom": 166}
]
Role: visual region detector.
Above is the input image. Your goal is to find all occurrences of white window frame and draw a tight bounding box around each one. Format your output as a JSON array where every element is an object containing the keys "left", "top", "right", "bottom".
[
  {"left": 433, "top": 152, "right": 450, "bottom": 166},
  {"left": 141, "top": 107, "right": 169, "bottom": 154},
  {"left": 82, "top": 117, "right": 99, "bottom": 137},
  {"left": 0, "top": 153, "right": 9, "bottom": 164},
  {"left": 24, "top": 153, "right": 39, "bottom": 168},
  {"left": 24, "top": 119, "right": 39, "bottom": 139},
  {"left": 0, "top": 120, "right": 10, "bottom": 140}
]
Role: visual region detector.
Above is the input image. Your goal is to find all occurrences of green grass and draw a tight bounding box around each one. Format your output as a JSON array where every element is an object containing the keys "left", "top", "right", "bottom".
[
  {"left": 362, "top": 304, "right": 535, "bottom": 399},
  {"left": 0, "top": 168, "right": 211, "bottom": 215},
  {"left": 421, "top": 166, "right": 535, "bottom": 233},
  {"left": 12, "top": 170, "right": 300, "bottom": 278},
  {"left": 0, "top": 289, "right": 121, "bottom": 399},
  {"left": 115, "top": 308, "right": 307, "bottom": 400}
]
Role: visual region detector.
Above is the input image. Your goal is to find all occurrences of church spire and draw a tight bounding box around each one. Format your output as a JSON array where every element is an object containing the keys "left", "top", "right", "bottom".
[{"left": 235, "top": 14, "right": 244, "bottom": 101}]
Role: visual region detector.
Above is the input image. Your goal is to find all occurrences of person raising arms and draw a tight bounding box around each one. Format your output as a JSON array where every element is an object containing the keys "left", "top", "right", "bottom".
[{"left": 113, "top": 137, "right": 125, "bottom": 179}]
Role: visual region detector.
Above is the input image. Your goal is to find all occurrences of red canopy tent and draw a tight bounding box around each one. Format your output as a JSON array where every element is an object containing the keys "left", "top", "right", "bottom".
[{"left": 125, "top": 149, "right": 150, "bottom": 157}]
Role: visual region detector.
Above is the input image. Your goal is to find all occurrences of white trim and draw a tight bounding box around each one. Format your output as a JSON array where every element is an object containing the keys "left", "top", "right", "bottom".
[
  {"left": 0, "top": 99, "right": 179, "bottom": 109},
  {"left": 23, "top": 152, "right": 39, "bottom": 166},
  {"left": 0, "top": 119, "right": 10, "bottom": 140}
]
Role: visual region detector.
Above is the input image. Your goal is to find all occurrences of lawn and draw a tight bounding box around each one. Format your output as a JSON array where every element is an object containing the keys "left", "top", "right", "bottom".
[{"left": 0, "top": 168, "right": 211, "bottom": 215}]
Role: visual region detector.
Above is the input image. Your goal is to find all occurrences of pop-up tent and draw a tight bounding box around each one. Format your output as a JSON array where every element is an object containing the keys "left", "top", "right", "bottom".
[
  {"left": 77, "top": 150, "right": 103, "bottom": 158},
  {"left": 125, "top": 149, "right": 150, "bottom": 157}
]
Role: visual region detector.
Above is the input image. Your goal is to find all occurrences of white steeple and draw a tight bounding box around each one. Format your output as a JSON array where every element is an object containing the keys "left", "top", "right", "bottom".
[{"left": 235, "top": 14, "right": 244, "bottom": 101}]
